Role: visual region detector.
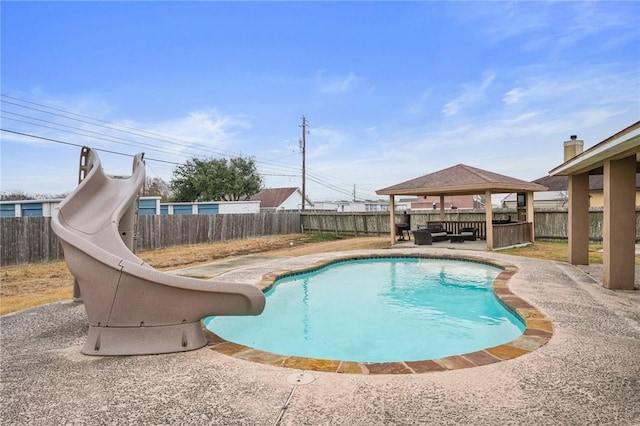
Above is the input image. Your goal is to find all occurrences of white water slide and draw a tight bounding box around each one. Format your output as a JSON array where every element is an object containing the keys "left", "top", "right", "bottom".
[{"left": 51, "top": 147, "right": 265, "bottom": 356}]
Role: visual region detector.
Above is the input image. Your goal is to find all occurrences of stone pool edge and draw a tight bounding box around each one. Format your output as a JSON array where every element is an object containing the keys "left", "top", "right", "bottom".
[{"left": 203, "top": 253, "right": 554, "bottom": 375}]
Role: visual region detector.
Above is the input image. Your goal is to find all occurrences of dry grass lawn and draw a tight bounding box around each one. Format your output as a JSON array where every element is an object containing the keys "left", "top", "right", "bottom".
[
  {"left": 499, "top": 240, "right": 607, "bottom": 264},
  {"left": 3, "top": 235, "right": 635, "bottom": 316}
]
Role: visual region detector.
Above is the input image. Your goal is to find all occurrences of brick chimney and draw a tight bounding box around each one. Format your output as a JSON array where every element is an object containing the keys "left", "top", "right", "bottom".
[{"left": 564, "top": 135, "right": 584, "bottom": 161}]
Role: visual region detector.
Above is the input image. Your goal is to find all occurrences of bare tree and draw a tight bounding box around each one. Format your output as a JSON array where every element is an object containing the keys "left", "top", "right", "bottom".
[{"left": 144, "top": 177, "right": 172, "bottom": 202}]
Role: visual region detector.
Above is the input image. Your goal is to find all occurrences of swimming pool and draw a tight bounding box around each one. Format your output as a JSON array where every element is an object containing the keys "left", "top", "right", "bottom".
[{"left": 205, "top": 256, "right": 525, "bottom": 363}]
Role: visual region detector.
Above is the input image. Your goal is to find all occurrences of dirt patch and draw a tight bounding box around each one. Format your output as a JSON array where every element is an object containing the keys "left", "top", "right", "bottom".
[{"left": 1, "top": 235, "right": 390, "bottom": 316}]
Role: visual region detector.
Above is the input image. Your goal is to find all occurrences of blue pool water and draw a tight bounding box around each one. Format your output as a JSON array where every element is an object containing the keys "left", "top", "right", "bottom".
[{"left": 205, "top": 257, "right": 525, "bottom": 363}]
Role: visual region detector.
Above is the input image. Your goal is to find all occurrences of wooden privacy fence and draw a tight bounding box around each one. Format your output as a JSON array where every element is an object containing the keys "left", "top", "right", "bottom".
[
  {"left": 1, "top": 212, "right": 300, "bottom": 266},
  {"left": 4, "top": 209, "right": 640, "bottom": 266},
  {"left": 300, "top": 209, "right": 640, "bottom": 241},
  {"left": 136, "top": 212, "right": 300, "bottom": 251},
  {"left": 300, "top": 212, "right": 387, "bottom": 237},
  {"left": 0, "top": 217, "right": 65, "bottom": 266}
]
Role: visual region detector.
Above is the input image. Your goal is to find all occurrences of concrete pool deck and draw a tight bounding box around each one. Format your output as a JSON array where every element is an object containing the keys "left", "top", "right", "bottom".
[{"left": 2, "top": 247, "right": 640, "bottom": 425}]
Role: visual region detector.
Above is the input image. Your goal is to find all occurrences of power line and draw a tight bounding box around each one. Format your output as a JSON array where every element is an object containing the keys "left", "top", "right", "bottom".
[
  {"left": 2, "top": 95, "right": 296, "bottom": 168},
  {"left": 0, "top": 115, "right": 196, "bottom": 160},
  {"left": 3, "top": 127, "right": 377, "bottom": 199},
  {"left": 1, "top": 94, "right": 382, "bottom": 199},
  {"left": 1, "top": 99, "right": 308, "bottom": 175},
  {"left": 0, "top": 128, "right": 181, "bottom": 165},
  {"left": 1, "top": 95, "right": 240, "bottom": 159}
]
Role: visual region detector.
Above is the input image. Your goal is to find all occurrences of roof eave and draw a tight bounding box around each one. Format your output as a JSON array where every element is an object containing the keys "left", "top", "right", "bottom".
[
  {"left": 549, "top": 123, "right": 640, "bottom": 176},
  {"left": 376, "top": 183, "right": 547, "bottom": 196}
]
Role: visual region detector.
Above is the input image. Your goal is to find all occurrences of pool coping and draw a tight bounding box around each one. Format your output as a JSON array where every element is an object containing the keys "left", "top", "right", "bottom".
[{"left": 204, "top": 252, "right": 554, "bottom": 374}]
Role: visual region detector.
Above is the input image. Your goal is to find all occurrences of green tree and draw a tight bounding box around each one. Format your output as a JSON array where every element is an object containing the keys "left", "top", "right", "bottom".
[{"left": 170, "top": 156, "right": 262, "bottom": 202}]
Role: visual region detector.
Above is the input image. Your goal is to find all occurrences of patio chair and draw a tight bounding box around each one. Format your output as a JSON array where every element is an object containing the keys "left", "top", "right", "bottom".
[{"left": 412, "top": 229, "right": 432, "bottom": 245}]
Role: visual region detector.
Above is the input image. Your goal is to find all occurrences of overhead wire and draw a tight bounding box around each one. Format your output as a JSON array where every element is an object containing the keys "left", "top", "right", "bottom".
[
  {"left": 0, "top": 129, "right": 181, "bottom": 165},
  {"left": 2, "top": 95, "right": 306, "bottom": 171},
  {"left": 1, "top": 98, "right": 310, "bottom": 177},
  {"left": 1, "top": 95, "right": 241, "bottom": 158},
  {"left": 1, "top": 94, "right": 383, "bottom": 199},
  {"left": 1, "top": 114, "right": 197, "bottom": 160}
]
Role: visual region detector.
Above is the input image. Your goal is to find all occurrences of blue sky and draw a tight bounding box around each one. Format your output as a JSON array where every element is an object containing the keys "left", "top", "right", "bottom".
[{"left": 2, "top": 1, "right": 639, "bottom": 202}]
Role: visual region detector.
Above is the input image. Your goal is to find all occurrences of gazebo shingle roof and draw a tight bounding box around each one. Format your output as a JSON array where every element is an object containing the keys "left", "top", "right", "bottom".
[{"left": 376, "top": 164, "right": 547, "bottom": 196}]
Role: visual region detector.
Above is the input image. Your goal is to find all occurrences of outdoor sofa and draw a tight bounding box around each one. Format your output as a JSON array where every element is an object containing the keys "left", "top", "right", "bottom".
[
  {"left": 459, "top": 227, "right": 478, "bottom": 241},
  {"left": 424, "top": 225, "right": 449, "bottom": 242},
  {"left": 413, "top": 225, "right": 449, "bottom": 245}
]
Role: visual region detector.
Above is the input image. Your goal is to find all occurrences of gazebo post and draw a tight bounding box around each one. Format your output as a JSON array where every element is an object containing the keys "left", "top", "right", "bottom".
[
  {"left": 439, "top": 194, "right": 445, "bottom": 222},
  {"left": 389, "top": 195, "right": 396, "bottom": 245},
  {"left": 485, "top": 190, "right": 494, "bottom": 250}
]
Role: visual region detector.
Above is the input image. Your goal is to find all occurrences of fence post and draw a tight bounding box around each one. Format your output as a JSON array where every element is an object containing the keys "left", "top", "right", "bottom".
[{"left": 352, "top": 214, "right": 358, "bottom": 237}]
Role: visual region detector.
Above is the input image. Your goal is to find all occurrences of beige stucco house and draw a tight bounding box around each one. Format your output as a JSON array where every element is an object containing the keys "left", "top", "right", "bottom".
[
  {"left": 549, "top": 122, "right": 640, "bottom": 290},
  {"left": 501, "top": 174, "right": 640, "bottom": 208}
]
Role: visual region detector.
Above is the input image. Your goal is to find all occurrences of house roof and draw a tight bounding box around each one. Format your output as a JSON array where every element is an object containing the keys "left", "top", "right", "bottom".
[
  {"left": 549, "top": 121, "right": 640, "bottom": 176},
  {"left": 249, "top": 187, "right": 298, "bottom": 208},
  {"left": 376, "top": 164, "right": 547, "bottom": 196},
  {"left": 533, "top": 174, "right": 640, "bottom": 191}
]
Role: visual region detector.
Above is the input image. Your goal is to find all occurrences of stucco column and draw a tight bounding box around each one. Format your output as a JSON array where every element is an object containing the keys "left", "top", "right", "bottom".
[
  {"left": 485, "top": 190, "right": 493, "bottom": 250},
  {"left": 439, "top": 194, "right": 445, "bottom": 222},
  {"left": 603, "top": 156, "right": 636, "bottom": 290},
  {"left": 568, "top": 173, "right": 590, "bottom": 265},
  {"left": 389, "top": 195, "right": 396, "bottom": 245},
  {"left": 526, "top": 191, "right": 535, "bottom": 242}
]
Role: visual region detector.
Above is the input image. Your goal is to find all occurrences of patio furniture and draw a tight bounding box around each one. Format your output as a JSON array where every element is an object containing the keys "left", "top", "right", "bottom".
[
  {"left": 449, "top": 234, "right": 465, "bottom": 243},
  {"left": 412, "top": 229, "right": 432, "bottom": 245},
  {"left": 460, "top": 227, "right": 478, "bottom": 241},
  {"left": 419, "top": 225, "right": 449, "bottom": 242},
  {"left": 395, "top": 223, "right": 411, "bottom": 241},
  {"left": 492, "top": 219, "right": 513, "bottom": 225}
]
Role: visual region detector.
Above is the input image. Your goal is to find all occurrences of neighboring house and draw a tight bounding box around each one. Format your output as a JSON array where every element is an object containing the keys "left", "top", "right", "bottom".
[
  {"left": 0, "top": 196, "right": 260, "bottom": 217},
  {"left": 249, "top": 187, "right": 313, "bottom": 211},
  {"left": 396, "top": 197, "right": 417, "bottom": 211},
  {"left": 501, "top": 174, "right": 640, "bottom": 208},
  {"left": 159, "top": 200, "right": 260, "bottom": 215},
  {"left": 410, "top": 194, "right": 484, "bottom": 210},
  {"left": 0, "top": 198, "right": 63, "bottom": 217},
  {"left": 312, "top": 199, "right": 390, "bottom": 212}
]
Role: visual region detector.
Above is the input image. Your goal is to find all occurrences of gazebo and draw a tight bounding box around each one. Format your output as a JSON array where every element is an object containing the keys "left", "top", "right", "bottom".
[{"left": 376, "top": 164, "right": 547, "bottom": 250}]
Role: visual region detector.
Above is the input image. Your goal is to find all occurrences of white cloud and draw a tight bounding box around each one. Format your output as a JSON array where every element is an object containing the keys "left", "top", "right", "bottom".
[
  {"left": 131, "top": 109, "right": 251, "bottom": 159},
  {"left": 405, "top": 89, "right": 433, "bottom": 115},
  {"left": 501, "top": 67, "right": 638, "bottom": 112},
  {"left": 1, "top": 92, "right": 257, "bottom": 192},
  {"left": 315, "top": 72, "right": 366, "bottom": 96},
  {"left": 306, "top": 126, "right": 349, "bottom": 159},
  {"left": 461, "top": 3, "right": 549, "bottom": 46},
  {"left": 441, "top": 72, "right": 496, "bottom": 116}
]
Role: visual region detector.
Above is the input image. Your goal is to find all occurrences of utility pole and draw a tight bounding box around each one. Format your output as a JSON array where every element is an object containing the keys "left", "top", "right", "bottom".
[{"left": 299, "top": 116, "right": 308, "bottom": 211}]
